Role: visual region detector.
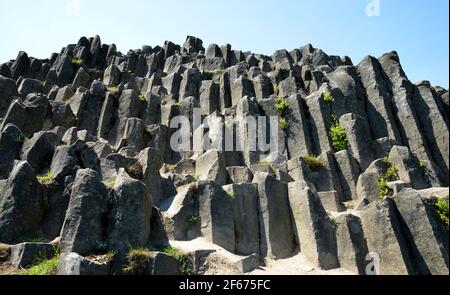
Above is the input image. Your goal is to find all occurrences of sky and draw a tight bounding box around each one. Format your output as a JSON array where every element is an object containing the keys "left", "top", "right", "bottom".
[{"left": 0, "top": 0, "right": 448, "bottom": 88}]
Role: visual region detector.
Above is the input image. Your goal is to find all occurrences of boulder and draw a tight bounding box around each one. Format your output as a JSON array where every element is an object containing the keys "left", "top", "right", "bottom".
[
  {"left": 60, "top": 169, "right": 108, "bottom": 255},
  {"left": 0, "top": 161, "right": 44, "bottom": 244},
  {"left": 57, "top": 252, "right": 111, "bottom": 275},
  {"left": 107, "top": 169, "right": 152, "bottom": 252}
]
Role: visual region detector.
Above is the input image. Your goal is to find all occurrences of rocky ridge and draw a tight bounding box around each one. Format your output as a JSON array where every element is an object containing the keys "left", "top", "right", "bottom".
[{"left": 0, "top": 35, "right": 448, "bottom": 275}]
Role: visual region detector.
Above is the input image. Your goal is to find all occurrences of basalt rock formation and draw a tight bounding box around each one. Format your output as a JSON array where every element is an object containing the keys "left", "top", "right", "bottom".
[{"left": 0, "top": 35, "right": 448, "bottom": 275}]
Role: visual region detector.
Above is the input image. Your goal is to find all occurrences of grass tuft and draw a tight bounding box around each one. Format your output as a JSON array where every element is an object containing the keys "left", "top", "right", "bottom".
[
  {"left": 36, "top": 172, "right": 55, "bottom": 186},
  {"left": 322, "top": 91, "right": 334, "bottom": 103},
  {"left": 435, "top": 197, "right": 449, "bottom": 228},
  {"left": 303, "top": 155, "right": 325, "bottom": 171}
]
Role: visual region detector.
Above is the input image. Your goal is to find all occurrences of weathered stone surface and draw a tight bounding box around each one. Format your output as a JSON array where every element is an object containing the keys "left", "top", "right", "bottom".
[
  {"left": 334, "top": 213, "right": 368, "bottom": 274},
  {"left": 231, "top": 76, "right": 255, "bottom": 107},
  {"left": 0, "top": 161, "right": 44, "bottom": 244},
  {"left": 0, "top": 76, "right": 18, "bottom": 118},
  {"left": 57, "top": 252, "right": 111, "bottom": 275},
  {"left": 20, "top": 131, "right": 59, "bottom": 172},
  {"left": 225, "top": 183, "right": 259, "bottom": 256},
  {"left": 393, "top": 190, "right": 449, "bottom": 275},
  {"left": 253, "top": 172, "right": 295, "bottom": 259},
  {"left": 164, "top": 187, "right": 198, "bottom": 241},
  {"left": 288, "top": 183, "right": 339, "bottom": 269},
  {"left": 389, "top": 145, "right": 429, "bottom": 190},
  {"left": 196, "top": 149, "right": 228, "bottom": 186},
  {"left": 60, "top": 169, "right": 107, "bottom": 255},
  {"left": 360, "top": 198, "right": 413, "bottom": 275},
  {"left": 197, "top": 180, "right": 235, "bottom": 252},
  {"left": 107, "top": 169, "right": 152, "bottom": 252},
  {"left": 0, "top": 124, "right": 23, "bottom": 179},
  {"left": 339, "top": 113, "right": 374, "bottom": 171}
]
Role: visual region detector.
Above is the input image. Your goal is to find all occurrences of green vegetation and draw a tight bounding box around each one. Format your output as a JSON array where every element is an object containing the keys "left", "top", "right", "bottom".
[
  {"left": 19, "top": 235, "right": 45, "bottom": 243},
  {"left": 419, "top": 160, "right": 426, "bottom": 169},
  {"left": 124, "top": 248, "right": 155, "bottom": 275},
  {"left": 275, "top": 97, "right": 289, "bottom": 116},
  {"left": 383, "top": 157, "right": 399, "bottom": 181},
  {"left": 95, "top": 240, "right": 108, "bottom": 252},
  {"left": 303, "top": 155, "right": 325, "bottom": 171},
  {"left": 36, "top": 172, "right": 55, "bottom": 186},
  {"left": 162, "top": 247, "right": 192, "bottom": 275},
  {"left": 22, "top": 244, "right": 61, "bottom": 275},
  {"left": 104, "top": 178, "right": 117, "bottom": 189},
  {"left": 22, "top": 256, "right": 60, "bottom": 275},
  {"left": 322, "top": 91, "right": 334, "bottom": 103},
  {"left": 15, "top": 135, "right": 29, "bottom": 143},
  {"left": 329, "top": 119, "right": 348, "bottom": 152},
  {"left": 378, "top": 177, "right": 392, "bottom": 200},
  {"left": 226, "top": 189, "right": 236, "bottom": 199},
  {"left": 187, "top": 214, "right": 201, "bottom": 225},
  {"left": 138, "top": 94, "right": 146, "bottom": 102},
  {"left": 279, "top": 118, "right": 289, "bottom": 130},
  {"left": 173, "top": 102, "right": 181, "bottom": 109},
  {"left": 273, "top": 83, "right": 280, "bottom": 96},
  {"left": 435, "top": 197, "right": 449, "bottom": 228},
  {"left": 107, "top": 86, "right": 120, "bottom": 94},
  {"left": 71, "top": 57, "right": 83, "bottom": 65}
]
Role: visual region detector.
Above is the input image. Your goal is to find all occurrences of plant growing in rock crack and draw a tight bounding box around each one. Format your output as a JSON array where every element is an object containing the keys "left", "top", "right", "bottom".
[
  {"left": 163, "top": 247, "right": 193, "bottom": 275},
  {"left": 303, "top": 155, "right": 325, "bottom": 171},
  {"left": 322, "top": 91, "right": 334, "bottom": 103},
  {"left": 15, "top": 135, "right": 29, "bottom": 143},
  {"left": 95, "top": 241, "right": 108, "bottom": 252},
  {"left": 419, "top": 160, "right": 426, "bottom": 170},
  {"left": 104, "top": 177, "right": 117, "bottom": 189},
  {"left": 19, "top": 235, "right": 44, "bottom": 243},
  {"left": 378, "top": 177, "right": 392, "bottom": 200},
  {"left": 126, "top": 163, "right": 144, "bottom": 180},
  {"left": 138, "top": 94, "right": 146, "bottom": 102},
  {"left": 187, "top": 214, "right": 201, "bottom": 225},
  {"left": 383, "top": 157, "right": 399, "bottom": 181},
  {"left": 22, "top": 246, "right": 61, "bottom": 275},
  {"left": 107, "top": 86, "right": 120, "bottom": 94},
  {"left": 36, "top": 172, "right": 55, "bottom": 186},
  {"left": 273, "top": 83, "right": 280, "bottom": 96},
  {"left": 226, "top": 189, "right": 235, "bottom": 199},
  {"left": 279, "top": 118, "right": 289, "bottom": 130},
  {"left": 275, "top": 96, "right": 289, "bottom": 116},
  {"left": 435, "top": 197, "right": 449, "bottom": 228},
  {"left": 329, "top": 116, "right": 348, "bottom": 152},
  {"left": 71, "top": 57, "right": 83, "bottom": 65},
  {"left": 124, "top": 248, "right": 155, "bottom": 275}
]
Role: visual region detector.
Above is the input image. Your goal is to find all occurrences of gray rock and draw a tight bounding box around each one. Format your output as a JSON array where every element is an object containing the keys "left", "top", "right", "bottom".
[
  {"left": 287, "top": 183, "right": 339, "bottom": 269},
  {"left": 0, "top": 76, "right": 18, "bottom": 118},
  {"left": 196, "top": 149, "right": 228, "bottom": 186},
  {"left": 226, "top": 166, "right": 253, "bottom": 184},
  {"left": 57, "top": 252, "right": 111, "bottom": 275},
  {"left": 360, "top": 198, "right": 414, "bottom": 275},
  {"left": 18, "top": 78, "right": 43, "bottom": 97},
  {"left": 199, "top": 80, "right": 220, "bottom": 116},
  {"left": 179, "top": 68, "right": 202, "bottom": 99},
  {"left": 10, "top": 243, "right": 55, "bottom": 268},
  {"left": 60, "top": 169, "right": 108, "bottom": 255},
  {"left": 198, "top": 180, "right": 235, "bottom": 252},
  {"left": 334, "top": 213, "right": 368, "bottom": 274},
  {"left": 137, "top": 148, "right": 163, "bottom": 206},
  {"left": 389, "top": 145, "right": 429, "bottom": 190},
  {"left": 107, "top": 169, "right": 152, "bottom": 252},
  {"left": 253, "top": 172, "right": 295, "bottom": 259},
  {"left": 393, "top": 190, "right": 449, "bottom": 275},
  {"left": 225, "top": 183, "right": 259, "bottom": 255},
  {"left": 231, "top": 76, "right": 255, "bottom": 107},
  {"left": 20, "top": 131, "right": 59, "bottom": 172},
  {"left": 0, "top": 124, "right": 23, "bottom": 179},
  {"left": 0, "top": 161, "right": 44, "bottom": 244},
  {"left": 339, "top": 113, "right": 374, "bottom": 171}
]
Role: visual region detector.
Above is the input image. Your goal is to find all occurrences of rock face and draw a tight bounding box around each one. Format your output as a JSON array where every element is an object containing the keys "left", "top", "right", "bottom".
[
  {"left": 0, "top": 35, "right": 448, "bottom": 276},
  {"left": 60, "top": 169, "right": 108, "bottom": 255}
]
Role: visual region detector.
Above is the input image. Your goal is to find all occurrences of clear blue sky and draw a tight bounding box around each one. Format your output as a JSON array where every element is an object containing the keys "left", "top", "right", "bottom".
[{"left": 1, "top": 0, "right": 448, "bottom": 87}]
